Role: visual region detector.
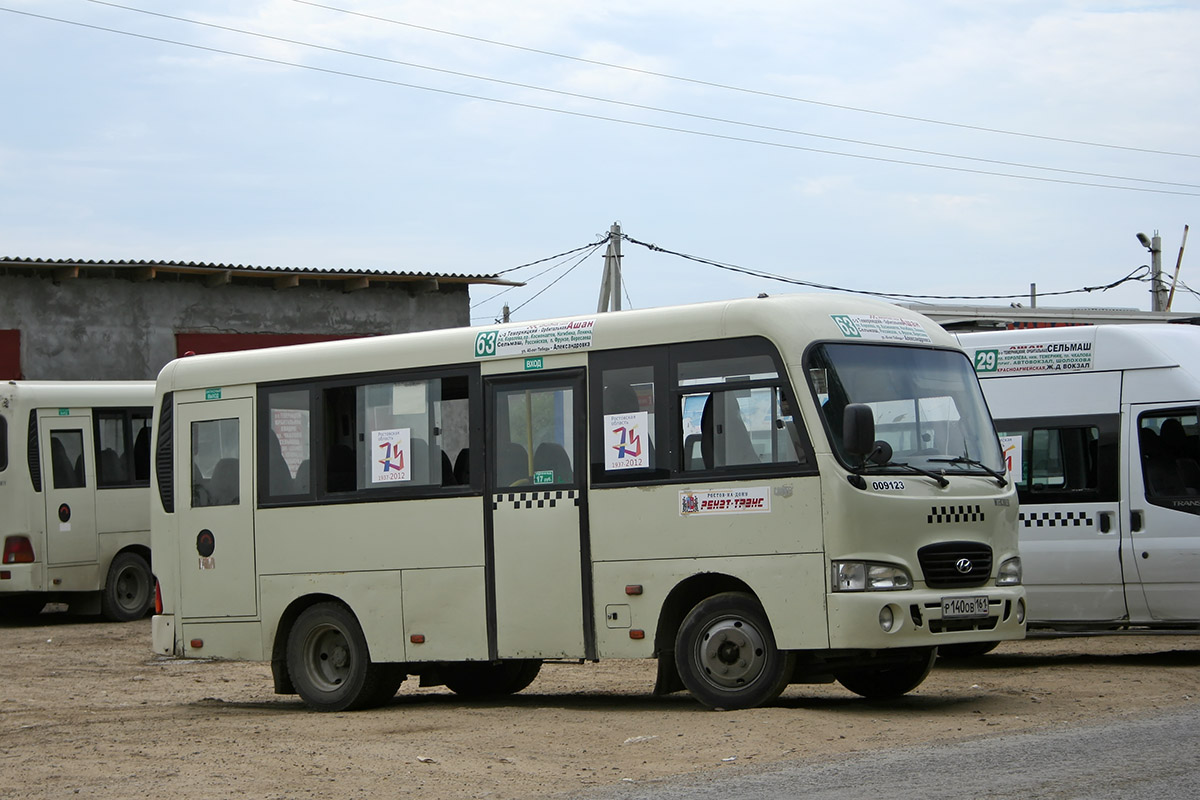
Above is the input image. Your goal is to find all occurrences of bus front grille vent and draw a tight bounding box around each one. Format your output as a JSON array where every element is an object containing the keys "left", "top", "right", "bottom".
[{"left": 918, "top": 541, "right": 992, "bottom": 588}]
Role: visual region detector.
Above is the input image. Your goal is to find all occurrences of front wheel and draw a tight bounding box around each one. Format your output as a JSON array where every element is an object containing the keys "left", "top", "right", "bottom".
[
  {"left": 286, "top": 602, "right": 395, "bottom": 711},
  {"left": 100, "top": 552, "right": 153, "bottom": 622},
  {"left": 835, "top": 647, "right": 937, "bottom": 699},
  {"left": 674, "top": 592, "right": 794, "bottom": 710}
]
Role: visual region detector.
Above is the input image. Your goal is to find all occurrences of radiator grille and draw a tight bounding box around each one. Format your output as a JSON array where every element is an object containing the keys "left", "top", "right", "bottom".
[{"left": 918, "top": 540, "right": 992, "bottom": 588}]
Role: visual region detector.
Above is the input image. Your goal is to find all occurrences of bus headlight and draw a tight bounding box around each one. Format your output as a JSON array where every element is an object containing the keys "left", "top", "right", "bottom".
[
  {"left": 996, "top": 557, "right": 1022, "bottom": 586},
  {"left": 832, "top": 561, "right": 912, "bottom": 592}
]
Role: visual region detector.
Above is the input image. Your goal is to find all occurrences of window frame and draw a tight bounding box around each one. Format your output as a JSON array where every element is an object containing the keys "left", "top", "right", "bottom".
[
  {"left": 1134, "top": 406, "right": 1200, "bottom": 506},
  {"left": 257, "top": 363, "right": 482, "bottom": 508},
  {"left": 994, "top": 414, "right": 1119, "bottom": 505},
  {"left": 589, "top": 337, "right": 816, "bottom": 488},
  {"left": 92, "top": 406, "right": 153, "bottom": 489}
]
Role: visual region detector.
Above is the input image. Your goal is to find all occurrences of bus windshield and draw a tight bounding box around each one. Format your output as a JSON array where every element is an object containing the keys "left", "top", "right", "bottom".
[{"left": 808, "top": 343, "right": 1003, "bottom": 473}]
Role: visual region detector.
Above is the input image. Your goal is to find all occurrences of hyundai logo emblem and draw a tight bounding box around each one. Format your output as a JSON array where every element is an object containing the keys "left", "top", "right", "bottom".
[{"left": 955, "top": 558, "right": 973, "bottom": 574}]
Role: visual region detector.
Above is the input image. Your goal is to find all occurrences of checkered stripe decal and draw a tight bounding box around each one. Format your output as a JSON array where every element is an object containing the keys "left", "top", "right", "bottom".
[
  {"left": 1019, "top": 510, "right": 1094, "bottom": 528},
  {"left": 493, "top": 490, "right": 579, "bottom": 510},
  {"left": 927, "top": 505, "right": 985, "bottom": 524}
]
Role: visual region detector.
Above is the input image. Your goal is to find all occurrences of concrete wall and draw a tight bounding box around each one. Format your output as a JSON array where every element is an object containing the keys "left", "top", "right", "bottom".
[{"left": 0, "top": 273, "right": 470, "bottom": 380}]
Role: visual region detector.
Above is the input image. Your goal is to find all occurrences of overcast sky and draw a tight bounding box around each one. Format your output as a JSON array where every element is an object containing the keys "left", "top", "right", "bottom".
[{"left": 2, "top": 0, "right": 1197, "bottom": 324}]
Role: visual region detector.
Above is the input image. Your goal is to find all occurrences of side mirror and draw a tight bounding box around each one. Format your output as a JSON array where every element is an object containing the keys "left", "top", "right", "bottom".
[{"left": 843, "top": 403, "right": 876, "bottom": 457}]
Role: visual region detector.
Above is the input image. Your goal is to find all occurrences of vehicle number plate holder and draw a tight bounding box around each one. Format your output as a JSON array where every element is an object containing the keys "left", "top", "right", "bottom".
[{"left": 941, "top": 595, "right": 990, "bottom": 618}]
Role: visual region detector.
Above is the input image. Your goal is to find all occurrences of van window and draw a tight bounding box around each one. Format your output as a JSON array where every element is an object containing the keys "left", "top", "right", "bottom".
[
  {"left": 1137, "top": 410, "right": 1200, "bottom": 498},
  {"left": 995, "top": 415, "right": 1118, "bottom": 505}
]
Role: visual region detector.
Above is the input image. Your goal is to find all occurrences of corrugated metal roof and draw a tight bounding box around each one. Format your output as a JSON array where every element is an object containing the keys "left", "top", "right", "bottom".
[{"left": 0, "top": 256, "right": 520, "bottom": 286}]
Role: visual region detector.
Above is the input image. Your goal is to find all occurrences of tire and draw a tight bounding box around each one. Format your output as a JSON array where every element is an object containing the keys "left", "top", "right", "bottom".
[
  {"left": 443, "top": 660, "right": 542, "bottom": 699},
  {"left": 100, "top": 552, "right": 153, "bottom": 622},
  {"left": 937, "top": 641, "right": 1000, "bottom": 660},
  {"left": 286, "top": 602, "right": 392, "bottom": 712},
  {"left": 674, "top": 592, "right": 795, "bottom": 710},
  {"left": 835, "top": 647, "right": 937, "bottom": 699}
]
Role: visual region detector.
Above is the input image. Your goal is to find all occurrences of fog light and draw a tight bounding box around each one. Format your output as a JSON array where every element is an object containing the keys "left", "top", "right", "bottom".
[
  {"left": 879, "top": 605, "right": 895, "bottom": 632},
  {"left": 1016, "top": 598, "right": 1026, "bottom": 624}
]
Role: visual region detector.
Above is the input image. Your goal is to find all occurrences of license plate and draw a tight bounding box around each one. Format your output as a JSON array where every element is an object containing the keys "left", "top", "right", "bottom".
[{"left": 941, "top": 595, "right": 990, "bottom": 618}]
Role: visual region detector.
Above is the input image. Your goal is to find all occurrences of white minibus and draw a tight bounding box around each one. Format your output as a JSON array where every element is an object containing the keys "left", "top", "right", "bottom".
[
  {"left": 151, "top": 294, "right": 1025, "bottom": 711},
  {"left": 958, "top": 324, "right": 1200, "bottom": 633},
  {"left": 0, "top": 381, "right": 156, "bottom": 620}
]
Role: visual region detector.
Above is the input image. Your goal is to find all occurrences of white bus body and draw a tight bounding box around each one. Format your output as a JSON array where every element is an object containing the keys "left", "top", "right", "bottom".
[
  {"left": 151, "top": 295, "right": 1025, "bottom": 711},
  {"left": 958, "top": 324, "right": 1200, "bottom": 631},
  {"left": 0, "top": 381, "right": 156, "bottom": 620}
]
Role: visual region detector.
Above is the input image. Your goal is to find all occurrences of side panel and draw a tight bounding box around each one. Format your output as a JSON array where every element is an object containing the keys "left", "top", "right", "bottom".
[
  {"left": 591, "top": 554, "right": 830, "bottom": 657},
  {"left": 982, "top": 373, "right": 1129, "bottom": 625},
  {"left": 401, "top": 566, "right": 489, "bottom": 662}
]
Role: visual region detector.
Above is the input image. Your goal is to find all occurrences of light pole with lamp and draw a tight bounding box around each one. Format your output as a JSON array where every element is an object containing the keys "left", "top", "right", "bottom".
[{"left": 1137, "top": 231, "right": 1165, "bottom": 312}]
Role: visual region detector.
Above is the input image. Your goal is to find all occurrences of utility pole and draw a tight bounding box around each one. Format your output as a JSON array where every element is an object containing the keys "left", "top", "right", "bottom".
[
  {"left": 596, "top": 222, "right": 623, "bottom": 313},
  {"left": 1138, "top": 230, "right": 1166, "bottom": 312}
]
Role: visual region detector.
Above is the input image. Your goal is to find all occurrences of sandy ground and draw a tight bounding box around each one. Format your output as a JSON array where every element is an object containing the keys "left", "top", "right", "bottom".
[{"left": 0, "top": 612, "right": 1197, "bottom": 800}]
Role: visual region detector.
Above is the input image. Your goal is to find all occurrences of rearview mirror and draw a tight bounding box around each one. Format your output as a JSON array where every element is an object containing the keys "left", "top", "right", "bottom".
[{"left": 843, "top": 403, "right": 875, "bottom": 457}]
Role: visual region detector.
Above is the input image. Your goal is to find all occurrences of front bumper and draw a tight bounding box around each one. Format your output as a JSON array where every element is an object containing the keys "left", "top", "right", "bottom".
[{"left": 827, "top": 585, "right": 1026, "bottom": 649}]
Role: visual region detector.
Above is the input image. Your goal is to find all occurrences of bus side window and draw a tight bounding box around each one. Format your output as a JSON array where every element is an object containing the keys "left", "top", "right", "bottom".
[
  {"left": 589, "top": 349, "right": 668, "bottom": 483},
  {"left": 677, "top": 343, "right": 806, "bottom": 473}
]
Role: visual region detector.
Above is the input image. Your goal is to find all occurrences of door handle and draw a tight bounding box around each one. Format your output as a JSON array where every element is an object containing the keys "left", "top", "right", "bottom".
[
  {"left": 1097, "top": 511, "right": 1112, "bottom": 533},
  {"left": 1130, "top": 510, "right": 1144, "bottom": 532}
]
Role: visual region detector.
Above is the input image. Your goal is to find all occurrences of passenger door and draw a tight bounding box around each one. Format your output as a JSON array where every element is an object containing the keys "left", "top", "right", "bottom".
[
  {"left": 1125, "top": 404, "right": 1200, "bottom": 621},
  {"left": 176, "top": 398, "right": 257, "bottom": 618},
  {"left": 485, "top": 371, "right": 592, "bottom": 659},
  {"left": 40, "top": 413, "right": 98, "bottom": 566}
]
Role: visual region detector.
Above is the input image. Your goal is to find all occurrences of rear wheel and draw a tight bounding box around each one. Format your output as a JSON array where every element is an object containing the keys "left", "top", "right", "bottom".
[
  {"left": 674, "top": 592, "right": 794, "bottom": 710},
  {"left": 835, "top": 647, "right": 937, "bottom": 699},
  {"left": 443, "top": 660, "right": 542, "bottom": 699},
  {"left": 286, "top": 602, "right": 392, "bottom": 711},
  {"left": 100, "top": 552, "right": 153, "bottom": 622}
]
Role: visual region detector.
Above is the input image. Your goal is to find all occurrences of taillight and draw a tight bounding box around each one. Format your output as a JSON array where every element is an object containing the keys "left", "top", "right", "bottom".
[
  {"left": 154, "top": 579, "right": 163, "bottom": 615},
  {"left": 2, "top": 537, "right": 35, "bottom": 564}
]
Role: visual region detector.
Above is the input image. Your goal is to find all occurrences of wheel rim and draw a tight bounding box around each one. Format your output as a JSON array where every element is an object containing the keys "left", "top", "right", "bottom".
[
  {"left": 302, "top": 623, "right": 353, "bottom": 693},
  {"left": 692, "top": 614, "right": 768, "bottom": 690},
  {"left": 114, "top": 564, "right": 149, "bottom": 614}
]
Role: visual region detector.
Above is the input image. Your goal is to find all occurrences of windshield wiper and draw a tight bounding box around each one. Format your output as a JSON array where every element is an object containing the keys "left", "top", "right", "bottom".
[
  {"left": 927, "top": 456, "right": 1008, "bottom": 487},
  {"left": 862, "top": 460, "right": 950, "bottom": 488}
]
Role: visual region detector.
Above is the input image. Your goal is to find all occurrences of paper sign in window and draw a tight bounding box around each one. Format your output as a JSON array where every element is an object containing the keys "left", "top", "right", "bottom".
[
  {"left": 371, "top": 428, "right": 411, "bottom": 483},
  {"left": 604, "top": 412, "right": 649, "bottom": 470}
]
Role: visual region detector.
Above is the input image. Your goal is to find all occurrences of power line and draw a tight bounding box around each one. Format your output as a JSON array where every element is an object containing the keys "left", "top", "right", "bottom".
[
  {"left": 508, "top": 246, "right": 597, "bottom": 316},
  {"left": 471, "top": 240, "right": 606, "bottom": 310},
  {"left": 620, "top": 233, "right": 1152, "bottom": 302},
  {"left": 293, "top": 0, "right": 1200, "bottom": 161},
  {"left": 7, "top": 6, "right": 1197, "bottom": 196},
  {"left": 75, "top": 0, "right": 1200, "bottom": 190}
]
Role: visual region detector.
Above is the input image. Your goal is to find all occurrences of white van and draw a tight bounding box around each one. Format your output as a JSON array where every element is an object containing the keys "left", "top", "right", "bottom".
[
  {"left": 0, "top": 381, "right": 156, "bottom": 620},
  {"left": 957, "top": 324, "right": 1200, "bottom": 631}
]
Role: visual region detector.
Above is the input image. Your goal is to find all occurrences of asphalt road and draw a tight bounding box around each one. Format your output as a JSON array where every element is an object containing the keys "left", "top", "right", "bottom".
[{"left": 569, "top": 706, "right": 1200, "bottom": 800}]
